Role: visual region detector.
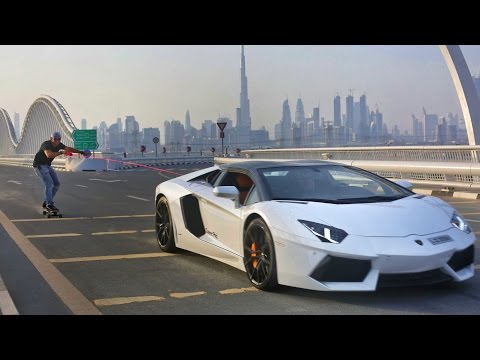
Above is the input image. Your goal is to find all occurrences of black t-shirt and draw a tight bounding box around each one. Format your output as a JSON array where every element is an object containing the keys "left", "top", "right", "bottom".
[{"left": 33, "top": 140, "right": 66, "bottom": 167}]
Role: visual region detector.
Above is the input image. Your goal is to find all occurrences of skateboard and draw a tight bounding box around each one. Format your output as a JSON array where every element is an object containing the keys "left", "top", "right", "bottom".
[{"left": 42, "top": 208, "right": 63, "bottom": 218}]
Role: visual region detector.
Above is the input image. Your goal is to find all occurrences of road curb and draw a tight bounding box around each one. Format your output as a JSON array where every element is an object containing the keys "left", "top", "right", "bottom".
[
  {"left": 0, "top": 274, "right": 18, "bottom": 315},
  {"left": 414, "top": 188, "right": 480, "bottom": 199}
]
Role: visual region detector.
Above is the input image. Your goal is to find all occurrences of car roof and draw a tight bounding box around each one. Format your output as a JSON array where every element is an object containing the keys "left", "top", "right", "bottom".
[{"left": 220, "top": 159, "right": 336, "bottom": 171}]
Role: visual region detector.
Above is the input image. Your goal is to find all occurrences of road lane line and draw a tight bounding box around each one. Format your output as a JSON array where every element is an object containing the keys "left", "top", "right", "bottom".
[
  {"left": 92, "top": 230, "right": 137, "bottom": 235},
  {"left": 94, "top": 296, "right": 165, "bottom": 307},
  {"left": 75, "top": 185, "right": 88, "bottom": 188},
  {"left": 7, "top": 180, "right": 22, "bottom": 185},
  {"left": 12, "top": 217, "right": 89, "bottom": 222},
  {"left": 170, "top": 291, "right": 206, "bottom": 299},
  {"left": 0, "top": 209, "right": 101, "bottom": 315},
  {"left": 0, "top": 275, "right": 18, "bottom": 315},
  {"left": 141, "top": 229, "right": 155, "bottom": 233},
  {"left": 27, "top": 233, "right": 82, "bottom": 238},
  {"left": 157, "top": 172, "right": 171, "bottom": 179},
  {"left": 91, "top": 214, "right": 153, "bottom": 219},
  {"left": 12, "top": 214, "right": 153, "bottom": 222},
  {"left": 219, "top": 287, "right": 259, "bottom": 295},
  {"left": 449, "top": 201, "right": 480, "bottom": 204},
  {"left": 127, "top": 195, "right": 150, "bottom": 202},
  {"left": 461, "top": 212, "right": 480, "bottom": 215},
  {"left": 49, "top": 252, "right": 176, "bottom": 263},
  {"left": 465, "top": 219, "right": 480, "bottom": 223}
]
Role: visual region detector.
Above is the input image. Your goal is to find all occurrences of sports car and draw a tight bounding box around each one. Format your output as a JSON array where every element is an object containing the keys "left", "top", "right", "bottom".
[{"left": 154, "top": 160, "right": 475, "bottom": 291}]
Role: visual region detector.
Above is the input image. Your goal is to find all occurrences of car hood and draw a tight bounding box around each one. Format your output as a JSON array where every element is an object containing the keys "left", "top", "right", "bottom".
[{"left": 270, "top": 195, "right": 454, "bottom": 237}]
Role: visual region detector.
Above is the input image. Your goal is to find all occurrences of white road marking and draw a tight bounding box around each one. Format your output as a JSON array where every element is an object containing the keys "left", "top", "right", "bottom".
[
  {"left": 465, "top": 219, "right": 480, "bottom": 223},
  {"left": 91, "top": 214, "right": 153, "bottom": 219},
  {"left": 49, "top": 252, "right": 176, "bottom": 263},
  {"left": 126, "top": 195, "right": 150, "bottom": 202},
  {"left": 219, "top": 287, "right": 259, "bottom": 295},
  {"left": 89, "top": 179, "right": 127, "bottom": 183},
  {"left": 27, "top": 233, "right": 82, "bottom": 238},
  {"left": 0, "top": 275, "right": 18, "bottom": 315},
  {"left": 170, "top": 291, "right": 206, "bottom": 299},
  {"left": 94, "top": 296, "right": 165, "bottom": 307},
  {"left": 157, "top": 172, "right": 171, "bottom": 179},
  {"left": 7, "top": 180, "right": 22, "bottom": 185},
  {"left": 12, "top": 217, "right": 89, "bottom": 222},
  {"left": 449, "top": 200, "right": 480, "bottom": 204},
  {"left": 92, "top": 230, "right": 137, "bottom": 235},
  {"left": 141, "top": 229, "right": 155, "bottom": 233},
  {"left": 75, "top": 184, "right": 88, "bottom": 188}
]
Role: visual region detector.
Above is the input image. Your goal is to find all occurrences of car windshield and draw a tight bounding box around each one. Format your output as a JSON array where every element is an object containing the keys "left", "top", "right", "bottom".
[{"left": 259, "top": 165, "right": 413, "bottom": 204}]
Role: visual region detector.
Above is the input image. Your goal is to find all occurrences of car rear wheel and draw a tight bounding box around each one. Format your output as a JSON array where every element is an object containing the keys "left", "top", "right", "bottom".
[
  {"left": 156, "top": 196, "right": 177, "bottom": 252},
  {"left": 243, "top": 218, "right": 278, "bottom": 290}
]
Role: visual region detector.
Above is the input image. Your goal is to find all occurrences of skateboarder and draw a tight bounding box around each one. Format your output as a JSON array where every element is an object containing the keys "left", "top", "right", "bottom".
[{"left": 33, "top": 131, "right": 85, "bottom": 212}]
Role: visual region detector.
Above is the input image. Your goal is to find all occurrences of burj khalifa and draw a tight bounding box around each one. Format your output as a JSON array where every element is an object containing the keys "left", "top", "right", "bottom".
[{"left": 236, "top": 45, "right": 252, "bottom": 148}]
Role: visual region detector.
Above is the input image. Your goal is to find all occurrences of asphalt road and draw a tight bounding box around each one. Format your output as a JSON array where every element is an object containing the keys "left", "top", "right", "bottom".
[{"left": 0, "top": 164, "right": 479, "bottom": 314}]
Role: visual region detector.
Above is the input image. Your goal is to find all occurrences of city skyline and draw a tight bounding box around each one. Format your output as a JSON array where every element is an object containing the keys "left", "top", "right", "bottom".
[{"left": 2, "top": 45, "right": 480, "bottom": 135}]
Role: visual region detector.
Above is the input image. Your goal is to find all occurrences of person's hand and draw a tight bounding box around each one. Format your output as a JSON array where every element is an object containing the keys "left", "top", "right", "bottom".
[{"left": 58, "top": 149, "right": 65, "bottom": 155}]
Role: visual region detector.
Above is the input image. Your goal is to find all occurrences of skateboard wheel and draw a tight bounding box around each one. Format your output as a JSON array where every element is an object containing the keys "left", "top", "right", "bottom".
[{"left": 59, "top": 215, "right": 63, "bottom": 218}]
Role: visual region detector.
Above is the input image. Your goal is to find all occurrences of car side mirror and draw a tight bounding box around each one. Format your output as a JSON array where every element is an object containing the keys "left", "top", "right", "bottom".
[
  {"left": 395, "top": 180, "right": 413, "bottom": 190},
  {"left": 213, "top": 186, "right": 240, "bottom": 207}
]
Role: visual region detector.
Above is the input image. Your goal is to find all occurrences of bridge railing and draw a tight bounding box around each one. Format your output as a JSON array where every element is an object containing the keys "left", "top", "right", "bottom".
[{"left": 242, "top": 145, "right": 480, "bottom": 163}]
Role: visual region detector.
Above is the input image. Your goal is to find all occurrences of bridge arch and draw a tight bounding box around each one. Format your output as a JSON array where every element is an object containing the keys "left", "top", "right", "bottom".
[
  {"left": 440, "top": 45, "right": 480, "bottom": 146},
  {"left": 5, "top": 95, "right": 77, "bottom": 154}
]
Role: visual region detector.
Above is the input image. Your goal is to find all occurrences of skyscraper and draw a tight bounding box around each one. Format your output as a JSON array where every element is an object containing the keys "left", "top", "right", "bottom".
[
  {"left": 334, "top": 95, "right": 341, "bottom": 127},
  {"left": 281, "top": 98, "right": 292, "bottom": 147},
  {"left": 185, "top": 110, "right": 191, "bottom": 133},
  {"left": 236, "top": 45, "right": 252, "bottom": 148},
  {"left": 81, "top": 118, "right": 87, "bottom": 130}
]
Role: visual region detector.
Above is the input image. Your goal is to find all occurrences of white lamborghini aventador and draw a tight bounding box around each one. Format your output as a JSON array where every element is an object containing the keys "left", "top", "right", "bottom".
[{"left": 154, "top": 160, "right": 475, "bottom": 291}]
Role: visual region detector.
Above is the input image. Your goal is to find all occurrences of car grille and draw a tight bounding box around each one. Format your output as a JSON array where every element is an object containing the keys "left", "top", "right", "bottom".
[
  {"left": 447, "top": 245, "right": 474, "bottom": 272},
  {"left": 378, "top": 269, "right": 452, "bottom": 288},
  {"left": 310, "top": 256, "right": 371, "bottom": 282}
]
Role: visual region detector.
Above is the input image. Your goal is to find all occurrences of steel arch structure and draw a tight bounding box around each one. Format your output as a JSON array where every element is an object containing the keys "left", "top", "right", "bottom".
[
  {"left": 0, "top": 95, "right": 77, "bottom": 155},
  {"left": 440, "top": 45, "right": 480, "bottom": 146}
]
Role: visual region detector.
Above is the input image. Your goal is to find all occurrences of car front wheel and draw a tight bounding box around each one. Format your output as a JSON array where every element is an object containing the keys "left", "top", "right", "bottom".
[
  {"left": 155, "top": 196, "right": 177, "bottom": 253},
  {"left": 243, "top": 218, "right": 278, "bottom": 290}
]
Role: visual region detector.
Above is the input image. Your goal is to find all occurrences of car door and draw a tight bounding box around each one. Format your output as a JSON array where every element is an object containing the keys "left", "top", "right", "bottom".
[{"left": 197, "top": 171, "right": 252, "bottom": 256}]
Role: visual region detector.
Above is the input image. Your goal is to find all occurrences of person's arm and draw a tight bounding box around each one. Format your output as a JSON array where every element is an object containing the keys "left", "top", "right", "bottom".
[
  {"left": 44, "top": 148, "right": 65, "bottom": 159},
  {"left": 64, "top": 146, "right": 84, "bottom": 155}
]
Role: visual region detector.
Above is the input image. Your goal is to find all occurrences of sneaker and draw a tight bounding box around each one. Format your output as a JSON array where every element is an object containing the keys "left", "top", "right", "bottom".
[
  {"left": 45, "top": 204, "right": 58, "bottom": 212},
  {"left": 42, "top": 202, "right": 47, "bottom": 209}
]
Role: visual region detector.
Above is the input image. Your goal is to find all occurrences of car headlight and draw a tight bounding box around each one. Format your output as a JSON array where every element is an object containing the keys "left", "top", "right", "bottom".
[
  {"left": 451, "top": 212, "right": 471, "bottom": 234},
  {"left": 298, "top": 219, "right": 348, "bottom": 243}
]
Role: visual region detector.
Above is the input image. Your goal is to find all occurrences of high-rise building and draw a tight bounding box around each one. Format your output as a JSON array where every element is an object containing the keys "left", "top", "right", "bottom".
[
  {"left": 359, "top": 94, "right": 368, "bottom": 142},
  {"left": 334, "top": 95, "right": 341, "bottom": 127},
  {"left": 236, "top": 45, "right": 252, "bottom": 148},
  {"left": 346, "top": 94, "right": 354, "bottom": 141},
  {"left": 185, "top": 110, "right": 191, "bottom": 133},
  {"left": 81, "top": 118, "right": 87, "bottom": 130},
  {"left": 295, "top": 98, "right": 306, "bottom": 144},
  {"left": 281, "top": 98, "right": 292, "bottom": 148}
]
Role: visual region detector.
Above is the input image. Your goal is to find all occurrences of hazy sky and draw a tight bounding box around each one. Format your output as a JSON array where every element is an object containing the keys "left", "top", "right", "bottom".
[{"left": 1, "top": 45, "right": 480, "bottom": 135}]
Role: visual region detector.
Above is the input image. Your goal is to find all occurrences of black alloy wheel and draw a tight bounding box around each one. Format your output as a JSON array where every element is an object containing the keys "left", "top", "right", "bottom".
[
  {"left": 155, "top": 196, "right": 177, "bottom": 252},
  {"left": 243, "top": 218, "right": 278, "bottom": 290}
]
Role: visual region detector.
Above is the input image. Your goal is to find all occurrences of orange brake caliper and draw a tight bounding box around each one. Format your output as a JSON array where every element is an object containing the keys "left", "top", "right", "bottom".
[{"left": 251, "top": 243, "right": 258, "bottom": 268}]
